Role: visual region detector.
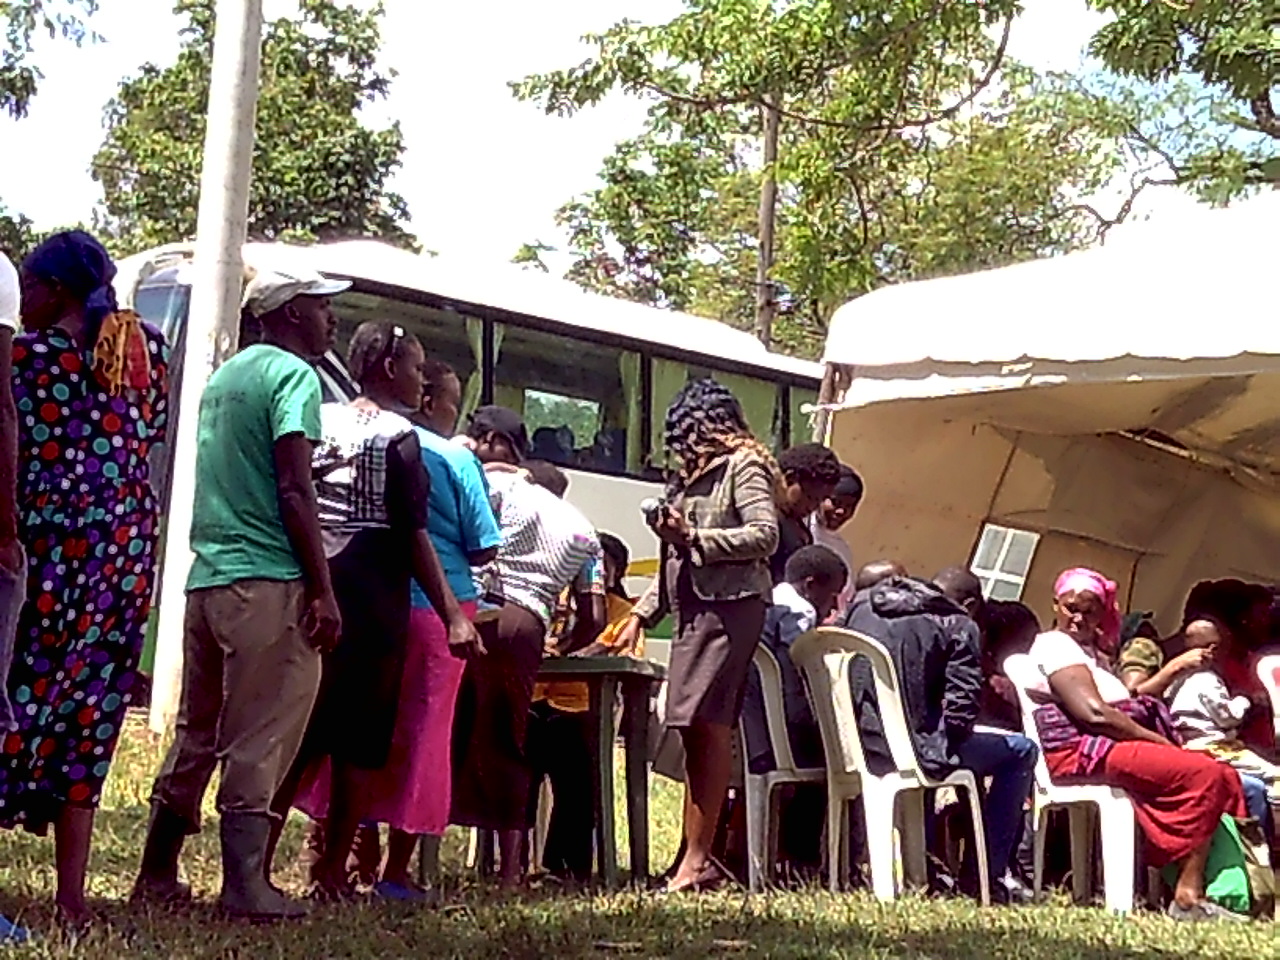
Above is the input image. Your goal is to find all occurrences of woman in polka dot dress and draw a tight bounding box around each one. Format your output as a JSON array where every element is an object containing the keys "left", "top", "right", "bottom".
[{"left": 1, "top": 231, "right": 167, "bottom": 925}]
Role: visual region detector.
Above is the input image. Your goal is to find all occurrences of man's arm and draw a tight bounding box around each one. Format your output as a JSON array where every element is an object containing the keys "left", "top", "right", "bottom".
[
  {"left": 563, "top": 552, "right": 607, "bottom": 654},
  {"left": 942, "top": 618, "right": 983, "bottom": 743},
  {"left": 273, "top": 434, "right": 339, "bottom": 650}
]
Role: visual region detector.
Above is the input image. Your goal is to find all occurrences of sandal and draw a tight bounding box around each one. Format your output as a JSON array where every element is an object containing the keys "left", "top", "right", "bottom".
[{"left": 1166, "top": 900, "right": 1249, "bottom": 923}]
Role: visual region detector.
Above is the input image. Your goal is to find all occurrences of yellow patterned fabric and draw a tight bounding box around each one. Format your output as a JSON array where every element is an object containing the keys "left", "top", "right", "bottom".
[{"left": 92, "top": 309, "right": 152, "bottom": 395}]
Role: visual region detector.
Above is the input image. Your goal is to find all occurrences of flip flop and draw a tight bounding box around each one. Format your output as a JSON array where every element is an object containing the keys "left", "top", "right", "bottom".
[
  {"left": 1166, "top": 900, "right": 1249, "bottom": 923},
  {"left": 0, "top": 914, "right": 28, "bottom": 944},
  {"left": 373, "top": 881, "right": 432, "bottom": 905}
]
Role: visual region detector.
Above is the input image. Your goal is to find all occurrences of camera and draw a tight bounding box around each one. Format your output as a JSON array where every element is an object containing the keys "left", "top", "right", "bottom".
[{"left": 639, "top": 497, "right": 667, "bottom": 525}]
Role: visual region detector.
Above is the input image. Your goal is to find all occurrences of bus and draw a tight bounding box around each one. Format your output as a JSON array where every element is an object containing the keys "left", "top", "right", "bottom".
[{"left": 118, "top": 240, "right": 824, "bottom": 657}]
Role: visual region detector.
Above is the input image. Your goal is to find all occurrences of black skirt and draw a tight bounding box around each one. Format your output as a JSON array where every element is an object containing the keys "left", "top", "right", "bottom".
[
  {"left": 301, "top": 528, "right": 411, "bottom": 771},
  {"left": 664, "top": 554, "right": 767, "bottom": 729}
]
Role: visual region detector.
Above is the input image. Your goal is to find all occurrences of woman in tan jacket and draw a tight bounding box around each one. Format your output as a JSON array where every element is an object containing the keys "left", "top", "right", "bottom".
[{"left": 617, "top": 378, "right": 779, "bottom": 892}]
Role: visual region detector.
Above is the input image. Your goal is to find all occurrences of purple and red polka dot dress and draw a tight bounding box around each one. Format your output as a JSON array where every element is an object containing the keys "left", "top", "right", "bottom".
[{"left": 0, "top": 324, "right": 168, "bottom": 832}]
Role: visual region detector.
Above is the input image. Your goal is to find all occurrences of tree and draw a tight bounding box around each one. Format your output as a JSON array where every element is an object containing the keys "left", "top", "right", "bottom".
[
  {"left": 516, "top": 0, "right": 1030, "bottom": 347},
  {"left": 93, "top": 0, "right": 413, "bottom": 255},
  {"left": 2, "top": 0, "right": 96, "bottom": 117},
  {"left": 1086, "top": 0, "right": 1279, "bottom": 193},
  {"left": 515, "top": 1, "right": 1153, "bottom": 356}
]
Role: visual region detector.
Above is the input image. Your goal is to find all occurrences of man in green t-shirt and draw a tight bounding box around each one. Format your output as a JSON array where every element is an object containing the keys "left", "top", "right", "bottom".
[{"left": 135, "top": 265, "right": 347, "bottom": 920}]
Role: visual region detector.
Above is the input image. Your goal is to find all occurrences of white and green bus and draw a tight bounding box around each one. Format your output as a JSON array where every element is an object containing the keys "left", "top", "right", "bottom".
[{"left": 118, "top": 240, "right": 823, "bottom": 659}]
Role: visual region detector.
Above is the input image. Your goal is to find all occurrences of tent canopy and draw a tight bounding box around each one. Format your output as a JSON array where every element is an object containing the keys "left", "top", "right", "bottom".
[{"left": 821, "top": 193, "right": 1280, "bottom": 630}]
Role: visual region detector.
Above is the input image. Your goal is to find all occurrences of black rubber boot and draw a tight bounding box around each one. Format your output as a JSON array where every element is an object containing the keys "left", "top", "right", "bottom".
[
  {"left": 219, "top": 813, "right": 307, "bottom": 920},
  {"left": 130, "top": 803, "right": 193, "bottom": 904}
]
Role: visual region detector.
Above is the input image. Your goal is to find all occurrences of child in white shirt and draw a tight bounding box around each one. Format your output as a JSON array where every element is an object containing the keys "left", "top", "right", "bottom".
[{"left": 1167, "top": 618, "right": 1279, "bottom": 802}]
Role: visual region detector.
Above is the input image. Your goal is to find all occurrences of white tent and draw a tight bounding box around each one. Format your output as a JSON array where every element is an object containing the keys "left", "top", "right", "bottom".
[{"left": 820, "top": 192, "right": 1280, "bottom": 629}]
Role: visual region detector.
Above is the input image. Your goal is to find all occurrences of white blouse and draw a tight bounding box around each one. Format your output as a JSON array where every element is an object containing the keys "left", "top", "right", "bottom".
[{"left": 1027, "top": 630, "right": 1130, "bottom": 705}]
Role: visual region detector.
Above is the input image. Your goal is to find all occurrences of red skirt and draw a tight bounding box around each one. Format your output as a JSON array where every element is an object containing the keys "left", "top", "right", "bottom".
[{"left": 1045, "top": 740, "right": 1245, "bottom": 865}]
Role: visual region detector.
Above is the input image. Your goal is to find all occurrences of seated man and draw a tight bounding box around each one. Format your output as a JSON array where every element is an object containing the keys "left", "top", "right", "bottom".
[
  {"left": 742, "top": 545, "right": 849, "bottom": 775},
  {"left": 739, "top": 545, "right": 849, "bottom": 877},
  {"left": 842, "top": 567, "right": 1037, "bottom": 903}
]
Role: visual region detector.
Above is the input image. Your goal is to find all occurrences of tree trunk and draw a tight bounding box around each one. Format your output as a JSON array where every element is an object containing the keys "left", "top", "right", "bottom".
[{"left": 754, "top": 94, "right": 781, "bottom": 347}]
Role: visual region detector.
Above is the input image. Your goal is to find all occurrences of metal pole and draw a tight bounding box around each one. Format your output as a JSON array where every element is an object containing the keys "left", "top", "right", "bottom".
[
  {"left": 149, "top": 0, "right": 264, "bottom": 733},
  {"left": 753, "top": 94, "right": 780, "bottom": 348}
]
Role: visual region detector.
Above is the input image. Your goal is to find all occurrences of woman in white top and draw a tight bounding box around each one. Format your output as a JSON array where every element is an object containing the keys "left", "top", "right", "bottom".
[{"left": 1026, "top": 568, "right": 1246, "bottom": 921}]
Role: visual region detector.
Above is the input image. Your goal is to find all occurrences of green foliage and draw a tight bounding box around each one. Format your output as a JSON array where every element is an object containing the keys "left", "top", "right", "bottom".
[
  {"left": 0, "top": 204, "right": 38, "bottom": 261},
  {"left": 1086, "top": 0, "right": 1279, "bottom": 189},
  {"left": 92, "top": 0, "right": 413, "bottom": 256},
  {"left": 512, "top": 240, "right": 555, "bottom": 273},
  {"left": 1, "top": 0, "right": 96, "bottom": 117},
  {"left": 515, "top": 1, "right": 1156, "bottom": 357}
]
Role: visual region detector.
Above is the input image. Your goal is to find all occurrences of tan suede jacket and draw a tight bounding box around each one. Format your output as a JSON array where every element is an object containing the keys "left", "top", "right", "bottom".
[{"left": 632, "top": 448, "right": 779, "bottom": 626}]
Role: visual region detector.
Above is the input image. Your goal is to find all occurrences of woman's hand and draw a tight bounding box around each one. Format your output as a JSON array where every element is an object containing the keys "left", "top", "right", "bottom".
[
  {"left": 447, "top": 614, "right": 486, "bottom": 659},
  {"left": 650, "top": 506, "right": 692, "bottom": 549},
  {"left": 613, "top": 616, "right": 643, "bottom": 653}
]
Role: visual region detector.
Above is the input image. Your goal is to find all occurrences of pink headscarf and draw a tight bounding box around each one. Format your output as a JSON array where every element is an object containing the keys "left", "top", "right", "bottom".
[{"left": 1054, "top": 567, "right": 1122, "bottom": 653}]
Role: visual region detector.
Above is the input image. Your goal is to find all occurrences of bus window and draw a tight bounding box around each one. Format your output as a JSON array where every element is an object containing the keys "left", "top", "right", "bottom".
[
  {"left": 331, "top": 290, "right": 477, "bottom": 403},
  {"left": 649, "top": 358, "right": 782, "bottom": 466},
  {"left": 493, "top": 322, "right": 641, "bottom": 476},
  {"left": 133, "top": 283, "right": 191, "bottom": 343},
  {"left": 790, "top": 386, "right": 819, "bottom": 446}
]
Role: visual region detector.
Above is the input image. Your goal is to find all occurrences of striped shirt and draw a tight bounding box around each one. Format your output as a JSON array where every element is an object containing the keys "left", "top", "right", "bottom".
[
  {"left": 487, "top": 470, "right": 603, "bottom": 626},
  {"left": 313, "top": 403, "right": 417, "bottom": 558}
]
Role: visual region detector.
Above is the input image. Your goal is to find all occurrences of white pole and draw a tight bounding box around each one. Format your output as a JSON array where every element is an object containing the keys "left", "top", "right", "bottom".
[{"left": 149, "top": 0, "right": 265, "bottom": 734}]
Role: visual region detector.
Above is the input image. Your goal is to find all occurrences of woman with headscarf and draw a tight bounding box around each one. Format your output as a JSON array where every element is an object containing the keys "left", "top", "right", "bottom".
[
  {"left": 0, "top": 231, "right": 168, "bottom": 925},
  {"left": 616, "top": 378, "right": 779, "bottom": 893},
  {"left": 1024, "top": 568, "right": 1247, "bottom": 921}
]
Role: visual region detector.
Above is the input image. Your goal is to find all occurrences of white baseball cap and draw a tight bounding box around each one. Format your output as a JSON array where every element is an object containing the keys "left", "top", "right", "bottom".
[
  {"left": 242, "top": 265, "right": 351, "bottom": 318},
  {"left": 0, "top": 252, "right": 18, "bottom": 332}
]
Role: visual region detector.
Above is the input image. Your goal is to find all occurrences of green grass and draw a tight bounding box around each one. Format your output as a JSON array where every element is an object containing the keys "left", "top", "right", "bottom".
[{"left": 0, "top": 713, "right": 1271, "bottom": 958}]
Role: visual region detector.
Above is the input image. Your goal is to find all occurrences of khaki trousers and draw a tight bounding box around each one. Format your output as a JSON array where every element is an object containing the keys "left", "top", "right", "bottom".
[{"left": 150, "top": 579, "right": 321, "bottom": 828}]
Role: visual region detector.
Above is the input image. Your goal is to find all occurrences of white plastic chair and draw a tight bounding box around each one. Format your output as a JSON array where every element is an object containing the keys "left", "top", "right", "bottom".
[
  {"left": 1002, "top": 653, "right": 1136, "bottom": 914},
  {"left": 739, "top": 645, "right": 826, "bottom": 891},
  {"left": 790, "top": 626, "right": 990, "bottom": 905},
  {"left": 1255, "top": 649, "right": 1280, "bottom": 748}
]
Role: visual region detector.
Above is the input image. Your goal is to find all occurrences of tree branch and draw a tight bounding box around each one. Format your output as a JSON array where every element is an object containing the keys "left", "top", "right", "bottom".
[
  {"left": 1250, "top": 90, "right": 1280, "bottom": 139},
  {"left": 766, "top": 11, "right": 1013, "bottom": 135},
  {"left": 898, "top": 13, "right": 1013, "bottom": 128}
]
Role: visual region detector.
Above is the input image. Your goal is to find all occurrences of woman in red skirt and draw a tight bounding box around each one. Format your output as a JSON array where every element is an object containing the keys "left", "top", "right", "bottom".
[{"left": 1025, "top": 568, "right": 1246, "bottom": 921}]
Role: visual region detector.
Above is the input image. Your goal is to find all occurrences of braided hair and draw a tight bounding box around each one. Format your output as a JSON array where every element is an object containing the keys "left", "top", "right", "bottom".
[
  {"left": 346, "top": 321, "right": 420, "bottom": 391},
  {"left": 663, "top": 377, "right": 780, "bottom": 497}
]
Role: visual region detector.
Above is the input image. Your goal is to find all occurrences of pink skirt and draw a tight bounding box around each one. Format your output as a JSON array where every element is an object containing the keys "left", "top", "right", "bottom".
[{"left": 294, "top": 602, "right": 473, "bottom": 836}]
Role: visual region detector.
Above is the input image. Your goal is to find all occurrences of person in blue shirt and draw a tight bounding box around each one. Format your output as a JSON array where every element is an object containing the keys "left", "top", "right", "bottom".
[{"left": 344, "top": 359, "right": 502, "bottom": 900}]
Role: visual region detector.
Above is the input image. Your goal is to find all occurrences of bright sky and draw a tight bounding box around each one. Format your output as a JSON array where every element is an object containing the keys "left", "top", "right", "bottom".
[{"left": 0, "top": 0, "right": 1196, "bottom": 265}]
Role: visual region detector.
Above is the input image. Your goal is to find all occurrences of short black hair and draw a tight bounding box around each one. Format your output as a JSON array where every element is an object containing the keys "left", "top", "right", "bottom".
[
  {"left": 832, "top": 464, "right": 864, "bottom": 502},
  {"left": 855, "top": 559, "right": 905, "bottom": 592},
  {"left": 778, "top": 443, "right": 842, "bottom": 488},
  {"left": 980, "top": 600, "right": 1040, "bottom": 658},
  {"left": 525, "top": 459, "right": 569, "bottom": 497},
  {"left": 598, "top": 531, "right": 629, "bottom": 573},
  {"left": 422, "top": 358, "right": 457, "bottom": 399},
  {"left": 785, "top": 544, "right": 848, "bottom": 588},
  {"left": 933, "top": 566, "right": 984, "bottom": 610}
]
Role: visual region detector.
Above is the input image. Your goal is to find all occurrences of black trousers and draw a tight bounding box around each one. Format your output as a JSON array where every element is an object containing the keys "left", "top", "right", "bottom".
[{"left": 525, "top": 700, "right": 595, "bottom": 880}]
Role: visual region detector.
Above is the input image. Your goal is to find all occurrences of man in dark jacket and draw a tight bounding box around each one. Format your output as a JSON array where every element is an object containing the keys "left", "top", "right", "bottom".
[{"left": 842, "top": 569, "right": 1036, "bottom": 903}]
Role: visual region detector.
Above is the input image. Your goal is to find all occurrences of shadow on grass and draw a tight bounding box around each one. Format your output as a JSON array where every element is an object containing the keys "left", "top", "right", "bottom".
[{"left": 0, "top": 808, "right": 1270, "bottom": 959}]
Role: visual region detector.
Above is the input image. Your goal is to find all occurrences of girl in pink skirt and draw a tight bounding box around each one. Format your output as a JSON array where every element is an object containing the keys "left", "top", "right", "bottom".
[{"left": 294, "top": 361, "right": 502, "bottom": 899}]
